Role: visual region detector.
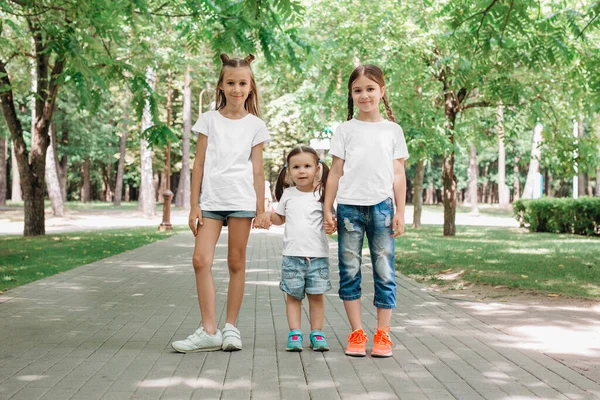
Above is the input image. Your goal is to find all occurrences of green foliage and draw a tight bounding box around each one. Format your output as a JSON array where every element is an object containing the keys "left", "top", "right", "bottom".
[{"left": 514, "top": 197, "right": 600, "bottom": 235}]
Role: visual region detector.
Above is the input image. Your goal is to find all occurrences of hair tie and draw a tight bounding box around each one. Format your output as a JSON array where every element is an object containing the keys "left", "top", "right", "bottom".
[
  {"left": 284, "top": 164, "right": 288, "bottom": 168},
  {"left": 318, "top": 160, "right": 324, "bottom": 164}
]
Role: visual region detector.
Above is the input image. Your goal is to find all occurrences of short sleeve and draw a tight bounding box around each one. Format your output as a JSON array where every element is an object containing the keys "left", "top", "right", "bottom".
[
  {"left": 329, "top": 125, "right": 345, "bottom": 160},
  {"left": 393, "top": 124, "right": 409, "bottom": 160},
  {"left": 252, "top": 120, "right": 270, "bottom": 147},
  {"left": 191, "top": 113, "right": 209, "bottom": 137},
  {"left": 275, "top": 190, "right": 288, "bottom": 216}
]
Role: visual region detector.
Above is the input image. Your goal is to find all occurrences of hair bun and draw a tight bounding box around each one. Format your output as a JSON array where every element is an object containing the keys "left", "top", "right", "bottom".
[
  {"left": 244, "top": 54, "right": 256, "bottom": 64},
  {"left": 220, "top": 53, "right": 230, "bottom": 64}
]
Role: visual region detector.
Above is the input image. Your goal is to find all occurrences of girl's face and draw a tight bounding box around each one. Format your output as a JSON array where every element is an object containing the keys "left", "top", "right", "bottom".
[
  {"left": 288, "top": 152, "right": 318, "bottom": 192},
  {"left": 220, "top": 67, "right": 253, "bottom": 107},
  {"left": 351, "top": 75, "right": 384, "bottom": 115}
]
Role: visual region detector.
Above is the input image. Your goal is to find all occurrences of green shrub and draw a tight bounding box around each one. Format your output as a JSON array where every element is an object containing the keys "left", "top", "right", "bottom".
[{"left": 513, "top": 197, "right": 600, "bottom": 236}]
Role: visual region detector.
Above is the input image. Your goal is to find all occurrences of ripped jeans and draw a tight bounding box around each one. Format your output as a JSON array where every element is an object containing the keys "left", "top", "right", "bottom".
[{"left": 336, "top": 198, "right": 396, "bottom": 309}]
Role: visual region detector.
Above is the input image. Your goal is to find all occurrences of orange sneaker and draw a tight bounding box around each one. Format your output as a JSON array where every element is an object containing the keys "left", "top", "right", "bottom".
[
  {"left": 371, "top": 326, "right": 393, "bottom": 358},
  {"left": 345, "top": 328, "right": 368, "bottom": 357}
]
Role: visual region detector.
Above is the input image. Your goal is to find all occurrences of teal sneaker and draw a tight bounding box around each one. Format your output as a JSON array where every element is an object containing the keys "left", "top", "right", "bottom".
[
  {"left": 309, "top": 330, "right": 329, "bottom": 352},
  {"left": 286, "top": 330, "right": 303, "bottom": 352}
]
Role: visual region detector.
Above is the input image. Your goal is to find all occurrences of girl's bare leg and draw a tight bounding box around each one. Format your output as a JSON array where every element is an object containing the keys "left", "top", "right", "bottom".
[
  {"left": 286, "top": 295, "right": 302, "bottom": 330},
  {"left": 192, "top": 218, "right": 223, "bottom": 334},
  {"left": 307, "top": 294, "right": 325, "bottom": 331},
  {"left": 224, "top": 217, "right": 252, "bottom": 326},
  {"left": 343, "top": 299, "right": 362, "bottom": 331},
  {"left": 377, "top": 307, "right": 392, "bottom": 329}
]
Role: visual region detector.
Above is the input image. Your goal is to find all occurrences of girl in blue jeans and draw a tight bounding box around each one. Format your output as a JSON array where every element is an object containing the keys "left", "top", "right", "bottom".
[
  {"left": 268, "top": 146, "right": 332, "bottom": 352},
  {"left": 324, "top": 64, "right": 409, "bottom": 358}
]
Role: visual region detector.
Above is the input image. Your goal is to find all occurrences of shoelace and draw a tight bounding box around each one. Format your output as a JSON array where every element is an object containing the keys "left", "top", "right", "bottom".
[
  {"left": 373, "top": 329, "right": 392, "bottom": 346},
  {"left": 348, "top": 329, "right": 367, "bottom": 344}
]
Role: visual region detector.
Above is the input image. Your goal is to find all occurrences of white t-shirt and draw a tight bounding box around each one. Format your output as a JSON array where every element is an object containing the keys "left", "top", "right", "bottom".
[
  {"left": 329, "top": 118, "right": 409, "bottom": 206},
  {"left": 276, "top": 187, "right": 330, "bottom": 258},
  {"left": 192, "top": 111, "right": 270, "bottom": 211}
]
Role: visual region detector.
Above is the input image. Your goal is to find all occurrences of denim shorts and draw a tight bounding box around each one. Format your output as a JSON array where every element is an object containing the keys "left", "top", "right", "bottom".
[
  {"left": 202, "top": 210, "right": 256, "bottom": 227},
  {"left": 337, "top": 198, "right": 396, "bottom": 309},
  {"left": 280, "top": 256, "right": 332, "bottom": 300}
]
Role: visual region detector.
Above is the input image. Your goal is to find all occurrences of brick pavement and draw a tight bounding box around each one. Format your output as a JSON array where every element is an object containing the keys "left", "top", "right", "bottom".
[{"left": 1, "top": 231, "right": 599, "bottom": 399}]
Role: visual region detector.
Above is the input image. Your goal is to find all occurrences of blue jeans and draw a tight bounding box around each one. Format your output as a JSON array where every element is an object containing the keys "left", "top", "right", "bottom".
[{"left": 337, "top": 198, "right": 396, "bottom": 309}]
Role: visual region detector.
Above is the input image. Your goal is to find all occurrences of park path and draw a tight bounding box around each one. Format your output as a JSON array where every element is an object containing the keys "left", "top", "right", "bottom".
[{"left": 1, "top": 230, "right": 599, "bottom": 400}]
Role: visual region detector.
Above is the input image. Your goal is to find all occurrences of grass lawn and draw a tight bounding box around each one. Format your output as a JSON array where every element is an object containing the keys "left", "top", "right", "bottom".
[
  {"left": 335, "top": 225, "right": 600, "bottom": 298},
  {"left": 0, "top": 226, "right": 185, "bottom": 293},
  {"left": 4, "top": 200, "right": 164, "bottom": 211}
]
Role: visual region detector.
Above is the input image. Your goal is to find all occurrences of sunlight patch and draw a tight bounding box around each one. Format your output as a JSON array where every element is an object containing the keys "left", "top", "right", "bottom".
[{"left": 507, "top": 248, "right": 551, "bottom": 255}]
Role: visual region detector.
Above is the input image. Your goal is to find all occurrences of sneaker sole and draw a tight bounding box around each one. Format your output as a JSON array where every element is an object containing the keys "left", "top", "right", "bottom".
[
  {"left": 310, "top": 345, "right": 329, "bottom": 352},
  {"left": 222, "top": 343, "right": 242, "bottom": 352},
  {"left": 172, "top": 344, "right": 222, "bottom": 353},
  {"left": 371, "top": 352, "right": 393, "bottom": 358},
  {"left": 345, "top": 350, "right": 367, "bottom": 357},
  {"left": 286, "top": 347, "right": 303, "bottom": 352}
]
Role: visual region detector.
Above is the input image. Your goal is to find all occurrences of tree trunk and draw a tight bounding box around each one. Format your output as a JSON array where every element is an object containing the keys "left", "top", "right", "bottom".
[
  {"left": 114, "top": 90, "right": 129, "bottom": 206},
  {"left": 522, "top": 123, "right": 543, "bottom": 199},
  {"left": 45, "top": 122, "right": 64, "bottom": 216},
  {"left": 58, "top": 125, "right": 68, "bottom": 201},
  {"left": 139, "top": 67, "right": 156, "bottom": 216},
  {"left": 412, "top": 159, "right": 424, "bottom": 228},
  {"left": 497, "top": 104, "right": 510, "bottom": 207},
  {"left": 176, "top": 65, "right": 192, "bottom": 209},
  {"left": 442, "top": 108, "right": 457, "bottom": 236},
  {"left": 577, "top": 115, "right": 585, "bottom": 197},
  {"left": 513, "top": 156, "right": 520, "bottom": 201},
  {"left": 0, "top": 136, "right": 6, "bottom": 205},
  {"left": 81, "top": 157, "right": 91, "bottom": 202},
  {"left": 467, "top": 142, "right": 479, "bottom": 214},
  {"left": 481, "top": 165, "right": 488, "bottom": 203},
  {"left": 425, "top": 162, "right": 435, "bottom": 204},
  {"left": 10, "top": 144, "right": 22, "bottom": 201}
]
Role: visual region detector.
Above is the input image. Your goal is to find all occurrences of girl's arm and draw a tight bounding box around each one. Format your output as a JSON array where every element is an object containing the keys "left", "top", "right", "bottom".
[
  {"left": 269, "top": 212, "right": 285, "bottom": 225},
  {"left": 323, "top": 156, "right": 344, "bottom": 234},
  {"left": 392, "top": 158, "right": 406, "bottom": 237},
  {"left": 251, "top": 143, "right": 271, "bottom": 229},
  {"left": 189, "top": 134, "right": 208, "bottom": 236}
]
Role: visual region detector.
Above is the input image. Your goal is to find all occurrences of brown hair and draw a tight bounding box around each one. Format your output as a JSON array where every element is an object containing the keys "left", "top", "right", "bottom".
[
  {"left": 347, "top": 64, "right": 395, "bottom": 122},
  {"left": 274, "top": 146, "right": 330, "bottom": 203},
  {"left": 215, "top": 53, "right": 260, "bottom": 117}
]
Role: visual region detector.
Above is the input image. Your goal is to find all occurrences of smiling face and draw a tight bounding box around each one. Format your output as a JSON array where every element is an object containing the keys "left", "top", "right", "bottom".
[
  {"left": 351, "top": 75, "right": 385, "bottom": 115},
  {"left": 288, "top": 152, "right": 318, "bottom": 192},
  {"left": 219, "top": 66, "right": 253, "bottom": 108}
]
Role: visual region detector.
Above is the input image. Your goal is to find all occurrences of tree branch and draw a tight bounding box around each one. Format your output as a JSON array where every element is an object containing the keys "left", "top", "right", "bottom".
[
  {"left": 500, "top": 0, "right": 515, "bottom": 43},
  {"left": 577, "top": 12, "right": 599, "bottom": 39},
  {"left": 461, "top": 101, "right": 492, "bottom": 110},
  {"left": 453, "top": 0, "right": 500, "bottom": 33},
  {"left": 0, "top": 58, "right": 30, "bottom": 176}
]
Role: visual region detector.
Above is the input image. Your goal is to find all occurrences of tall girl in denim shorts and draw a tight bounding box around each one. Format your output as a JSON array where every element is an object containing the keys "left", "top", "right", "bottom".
[
  {"left": 269, "top": 146, "right": 332, "bottom": 352},
  {"left": 172, "top": 54, "right": 271, "bottom": 353},
  {"left": 324, "top": 64, "right": 409, "bottom": 358}
]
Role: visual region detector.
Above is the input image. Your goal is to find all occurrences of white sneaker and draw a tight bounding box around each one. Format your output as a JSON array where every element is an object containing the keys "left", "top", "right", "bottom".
[
  {"left": 222, "top": 323, "right": 242, "bottom": 351},
  {"left": 171, "top": 327, "right": 222, "bottom": 353}
]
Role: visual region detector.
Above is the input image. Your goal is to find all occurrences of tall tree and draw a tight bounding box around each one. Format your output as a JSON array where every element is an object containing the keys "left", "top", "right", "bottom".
[{"left": 0, "top": 134, "right": 6, "bottom": 205}]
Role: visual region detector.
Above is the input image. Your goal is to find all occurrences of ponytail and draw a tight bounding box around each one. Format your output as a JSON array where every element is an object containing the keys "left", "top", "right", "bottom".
[
  {"left": 316, "top": 160, "right": 329, "bottom": 203},
  {"left": 347, "top": 92, "right": 354, "bottom": 121},
  {"left": 274, "top": 165, "right": 289, "bottom": 202}
]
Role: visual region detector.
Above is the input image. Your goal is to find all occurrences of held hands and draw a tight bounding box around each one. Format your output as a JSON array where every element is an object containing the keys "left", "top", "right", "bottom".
[
  {"left": 189, "top": 206, "right": 203, "bottom": 236},
  {"left": 253, "top": 212, "right": 272, "bottom": 230},
  {"left": 392, "top": 211, "right": 405, "bottom": 237},
  {"left": 323, "top": 211, "right": 337, "bottom": 235}
]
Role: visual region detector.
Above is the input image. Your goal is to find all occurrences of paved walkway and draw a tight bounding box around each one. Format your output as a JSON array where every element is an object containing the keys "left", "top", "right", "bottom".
[{"left": 1, "top": 231, "right": 599, "bottom": 400}]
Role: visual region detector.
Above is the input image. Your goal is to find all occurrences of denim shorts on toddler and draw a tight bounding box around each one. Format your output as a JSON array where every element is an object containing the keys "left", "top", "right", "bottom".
[{"left": 280, "top": 256, "right": 332, "bottom": 300}]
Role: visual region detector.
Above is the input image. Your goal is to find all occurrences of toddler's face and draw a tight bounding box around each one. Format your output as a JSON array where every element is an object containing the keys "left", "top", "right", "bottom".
[{"left": 288, "top": 153, "right": 318, "bottom": 192}]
